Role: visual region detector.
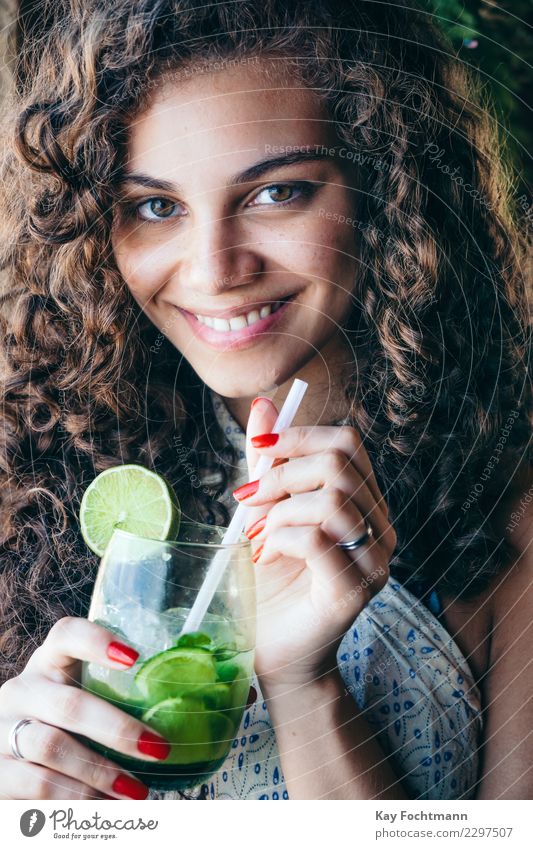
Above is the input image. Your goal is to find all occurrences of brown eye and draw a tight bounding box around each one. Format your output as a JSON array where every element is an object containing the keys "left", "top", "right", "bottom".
[
  {"left": 250, "top": 182, "right": 315, "bottom": 207},
  {"left": 267, "top": 185, "right": 293, "bottom": 202},
  {"left": 136, "top": 197, "right": 183, "bottom": 221}
]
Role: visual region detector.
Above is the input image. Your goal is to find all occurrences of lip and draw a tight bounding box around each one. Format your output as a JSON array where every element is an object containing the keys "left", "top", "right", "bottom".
[{"left": 178, "top": 296, "right": 296, "bottom": 351}]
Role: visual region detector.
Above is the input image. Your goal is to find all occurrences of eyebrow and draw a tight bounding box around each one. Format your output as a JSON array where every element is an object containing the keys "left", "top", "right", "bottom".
[{"left": 116, "top": 150, "right": 337, "bottom": 192}]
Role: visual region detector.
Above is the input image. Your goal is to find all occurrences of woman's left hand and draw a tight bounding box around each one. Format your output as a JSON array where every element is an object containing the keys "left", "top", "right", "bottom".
[{"left": 235, "top": 397, "right": 397, "bottom": 694}]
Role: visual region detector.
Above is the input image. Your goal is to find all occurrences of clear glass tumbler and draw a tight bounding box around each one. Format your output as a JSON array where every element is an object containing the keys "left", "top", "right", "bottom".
[{"left": 81, "top": 522, "right": 255, "bottom": 791}]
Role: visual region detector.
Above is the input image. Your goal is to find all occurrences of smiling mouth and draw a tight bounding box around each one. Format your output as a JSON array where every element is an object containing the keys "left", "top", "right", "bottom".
[
  {"left": 185, "top": 294, "right": 295, "bottom": 333},
  {"left": 178, "top": 293, "right": 296, "bottom": 349}
]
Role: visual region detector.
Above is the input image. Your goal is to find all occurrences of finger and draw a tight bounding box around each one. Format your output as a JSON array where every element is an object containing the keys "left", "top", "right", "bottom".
[
  {"left": 0, "top": 720, "right": 149, "bottom": 799},
  {"left": 1, "top": 675, "right": 170, "bottom": 763},
  {"left": 0, "top": 758, "right": 108, "bottom": 800},
  {"left": 246, "top": 487, "right": 394, "bottom": 553},
  {"left": 250, "top": 424, "right": 388, "bottom": 517},
  {"left": 237, "top": 450, "right": 381, "bottom": 527},
  {"left": 255, "top": 525, "right": 390, "bottom": 599},
  {"left": 245, "top": 396, "right": 280, "bottom": 477},
  {"left": 244, "top": 395, "right": 288, "bottom": 529},
  {"left": 241, "top": 458, "right": 289, "bottom": 528},
  {"left": 26, "top": 617, "right": 141, "bottom": 684}
]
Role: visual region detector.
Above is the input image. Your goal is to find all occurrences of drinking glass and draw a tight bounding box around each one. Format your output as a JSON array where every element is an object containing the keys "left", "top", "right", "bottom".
[{"left": 81, "top": 522, "right": 255, "bottom": 791}]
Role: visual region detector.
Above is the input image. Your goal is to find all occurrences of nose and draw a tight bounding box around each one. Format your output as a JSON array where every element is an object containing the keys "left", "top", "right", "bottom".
[{"left": 182, "top": 214, "right": 263, "bottom": 296}]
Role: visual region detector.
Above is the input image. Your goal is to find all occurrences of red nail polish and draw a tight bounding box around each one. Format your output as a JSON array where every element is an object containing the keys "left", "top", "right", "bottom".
[
  {"left": 251, "top": 396, "right": 270, "bottom": 409},
  {"left": 251, "top": 432, "right": 279, "bottom": 448},
  {"left": 233, "top": 479, "right": 259, "bottom": 501},
  {"left": 106, "top": 641, "right": 139, "bottom": 667},
  {"left": 138, "top": 730, "right": 171, "bottom": 760},
  {"left": 245, "top": 515, "right": 267, "bottom": 540},
  {"left": 112, "top": 774, "right": 149, "bottom": 800},
  {"left": 252, "top": 544, "right": 264, "bottom": 563}
]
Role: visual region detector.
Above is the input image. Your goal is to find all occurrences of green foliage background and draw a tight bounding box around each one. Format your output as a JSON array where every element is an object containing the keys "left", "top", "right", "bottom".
[{"left": 424, "top": 1, "right": 532, "bottom": 193}]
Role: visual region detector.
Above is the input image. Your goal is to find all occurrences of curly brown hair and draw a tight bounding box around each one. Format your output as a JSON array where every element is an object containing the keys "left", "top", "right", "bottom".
[{"left": 0, "top": 0, "right": 531, "bottom": 685}]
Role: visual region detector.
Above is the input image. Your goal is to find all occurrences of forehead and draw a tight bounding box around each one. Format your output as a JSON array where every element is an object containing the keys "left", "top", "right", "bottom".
[{"left": 125, "top": 58, "right": 339, "bottom": 178}]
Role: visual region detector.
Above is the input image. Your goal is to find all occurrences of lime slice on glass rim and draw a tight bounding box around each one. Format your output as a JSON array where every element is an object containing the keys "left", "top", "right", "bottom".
[{"left": 79, "top": 464, "right": 181, "bottom": 556}]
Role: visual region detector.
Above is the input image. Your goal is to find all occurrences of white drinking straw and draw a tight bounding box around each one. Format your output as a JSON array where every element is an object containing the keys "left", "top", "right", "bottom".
[{"left": 181, "top": 378, "right": 308, "bottom": 634}]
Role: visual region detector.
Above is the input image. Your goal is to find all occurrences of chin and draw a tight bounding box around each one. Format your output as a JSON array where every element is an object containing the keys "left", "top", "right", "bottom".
[
  {"left": 185, "top": 338, "right": 315, "bottom": 398},
  {"left": 199, "top": 374, "right": 276, "bottom": 399}
]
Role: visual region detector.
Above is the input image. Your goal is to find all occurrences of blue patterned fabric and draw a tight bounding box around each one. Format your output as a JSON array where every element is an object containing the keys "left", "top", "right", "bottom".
[{"left": 150, "top": 391, "right": 482, "bottom": 800}]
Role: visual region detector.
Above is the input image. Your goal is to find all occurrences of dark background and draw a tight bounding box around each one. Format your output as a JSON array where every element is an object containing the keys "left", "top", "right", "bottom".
[{"left": 424, "top": 0, "right": 532, "bottom": 196}]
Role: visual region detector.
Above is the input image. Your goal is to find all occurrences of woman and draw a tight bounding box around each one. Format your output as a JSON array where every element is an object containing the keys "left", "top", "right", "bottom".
[{"left": 0, "top": 0, "right": 531, "bottom": 801}]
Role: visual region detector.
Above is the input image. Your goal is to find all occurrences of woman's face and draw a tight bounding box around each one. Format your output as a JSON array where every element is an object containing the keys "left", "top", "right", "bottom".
[{"left": 112, "top": 59, "right": 359, "bottom": 397}]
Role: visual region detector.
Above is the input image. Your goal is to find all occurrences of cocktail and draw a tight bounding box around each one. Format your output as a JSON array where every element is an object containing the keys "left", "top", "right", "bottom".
[{"left": 80, "top": 523, "right": 255, "bottom": 791}]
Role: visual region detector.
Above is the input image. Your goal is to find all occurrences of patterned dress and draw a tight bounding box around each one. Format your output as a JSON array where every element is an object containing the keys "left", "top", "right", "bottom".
[{"left": 150, "top": 392, "right": 482, "bottom": 800}]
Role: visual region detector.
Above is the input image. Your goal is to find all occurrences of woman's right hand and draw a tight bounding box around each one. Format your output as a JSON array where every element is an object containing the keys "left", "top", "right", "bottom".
[{"left": 0, "top": 617, "right": 171, "bottom": 800}]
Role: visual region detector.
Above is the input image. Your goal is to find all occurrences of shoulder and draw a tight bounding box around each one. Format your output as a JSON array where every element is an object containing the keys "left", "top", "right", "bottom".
[
  {"left": 471, "top": 458, "right": 533, "bottom": 798},
  {"left": 488, "top": 457, "right": 533, "bottom": 621},
  {"left": 438, "top": 458, "right": 533, "bottom": 681}
]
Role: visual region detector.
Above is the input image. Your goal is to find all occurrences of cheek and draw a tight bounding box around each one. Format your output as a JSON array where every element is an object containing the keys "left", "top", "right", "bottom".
[
  {"left": 305, "top": 221, "right": 357, "bottom": 293},
  {"left": 326, "top": 216, "right": 358, "bottom": 256},
  {"left": 113, "top": 236, "right": 171, "bottom": 302},
  {"left": 302, "top": 228, "right": 357, "bottom": 328},
  {"left": 325, "top": 224, "right": 358, "bottom": 299}
]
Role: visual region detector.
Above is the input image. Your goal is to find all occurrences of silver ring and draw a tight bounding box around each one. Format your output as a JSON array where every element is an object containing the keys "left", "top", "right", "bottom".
[
  {"left": 8, "top": 718, "right": 34, "bottom": 760},
  {"left": 336, "top": 520, "right": 374, "bottom": 551}
]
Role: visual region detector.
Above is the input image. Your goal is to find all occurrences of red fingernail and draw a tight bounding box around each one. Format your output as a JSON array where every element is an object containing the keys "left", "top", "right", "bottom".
[
  {"left": 138, "top": 729, "right": 171, "bottom": 760},
  {"left": 251, "top": 432, "right": 279, "bottom": 448},
  {"left": 245, "top": 515, "right": 267, "bottom": 540},
  {"left": 233, "top": 479, "right": 259, "bottom": 501},
  {"left": 107, "top": 641, "right": 139, "bottom": 667},
  {"left": 251, "top": 396, "right": 270, "bottom": 409},
  {"left": 252, "top": 544, "right": 264, "bottom": 564},
  {"left": 112, "top": 774, "right": 149, "bottom": 800}
]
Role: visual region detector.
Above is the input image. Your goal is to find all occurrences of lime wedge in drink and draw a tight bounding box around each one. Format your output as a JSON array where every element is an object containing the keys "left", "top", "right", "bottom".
[
  {"left": 134, "top": 646, "right": 217, "bottom": 702},
  {"left": 79, "top": 464, "right": 180, "bottom": 556},
  {"left": 175, "top": 632, "right": 213, "bottom": 650},
  {"left": 214, "top": 659, "right": 240, "bottom": 683},
  {"left": 142, "top": 696, "right": 235, "bottom": 764},
  {"left": 194, "top": 682, "right": 233, "bottom": 711}
]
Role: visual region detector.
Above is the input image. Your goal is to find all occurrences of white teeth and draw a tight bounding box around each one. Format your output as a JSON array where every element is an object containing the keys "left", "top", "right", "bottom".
[
  {"left": 213, "top": 317, "right": 231, "bottom": 332},
  {"left": 194, "top": 299, "right": 286, "bottom": 332},
  {"left": 229, "top": 315, "right": 248, "bottom": 331}
]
